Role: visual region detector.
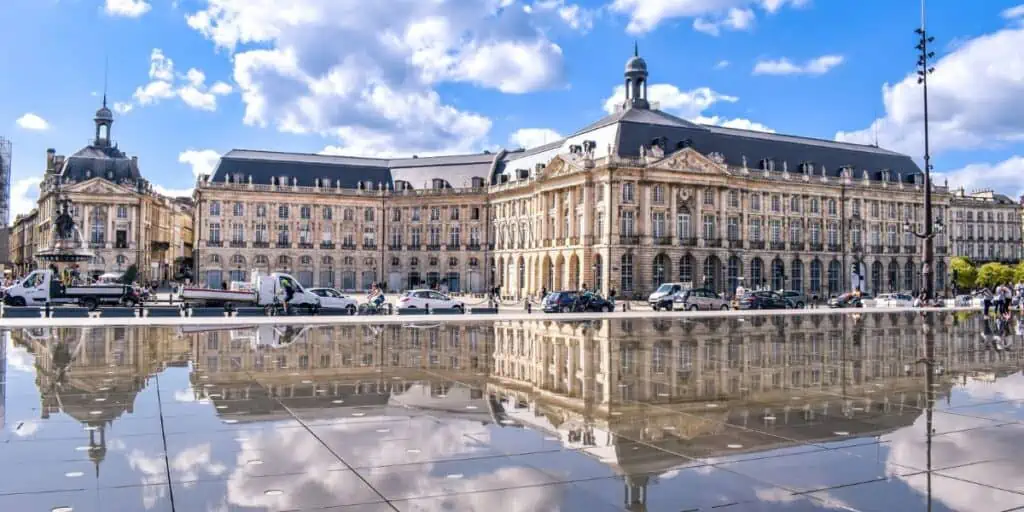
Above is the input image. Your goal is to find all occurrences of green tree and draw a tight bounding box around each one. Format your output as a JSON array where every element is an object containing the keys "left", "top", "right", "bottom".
[
  {"left": 121, "top": 264, "right": 139, "bottom": 285},
  {"left": 949, "top": 257, "right": 977, "bottom": 290},
  {"left": 1014, "top": 263, "right": 1024, "bottom": 284},
  {"left": 976, "top": 262, "right": 1012, "bottom": 288}
]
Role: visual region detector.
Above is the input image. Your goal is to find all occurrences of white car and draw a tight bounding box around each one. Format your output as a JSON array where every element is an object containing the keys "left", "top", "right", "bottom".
[
  {"left": 398, "top": 289, "right": 464, "bottom": 312},
  {"left": 308, "top": 288, "right": 359, "bottom": 313},
  {"left": 876, "top": 293, "right": 914, "bottom": 308}
]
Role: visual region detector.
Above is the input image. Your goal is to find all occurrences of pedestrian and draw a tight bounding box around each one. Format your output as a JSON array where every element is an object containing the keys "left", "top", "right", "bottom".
[
  {"left": 983, "top": 292, "right": 991, "bottom": 317},
  {"left": 540, "top": 286, "right": 547, "bottom": 300}
]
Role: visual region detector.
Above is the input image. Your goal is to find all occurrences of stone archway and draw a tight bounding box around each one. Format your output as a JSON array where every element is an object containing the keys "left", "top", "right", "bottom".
[
  {"left": 554, "top": 254, "right": 565, "bottom": 290},
  {"left": 568, "top": 252, "right": 581, "bottom": 289}
]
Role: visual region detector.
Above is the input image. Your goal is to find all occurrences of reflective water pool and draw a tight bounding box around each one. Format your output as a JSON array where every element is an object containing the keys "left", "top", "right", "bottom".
[{"left": 2, "top": 311, "right": 1023, "bottom": 511}]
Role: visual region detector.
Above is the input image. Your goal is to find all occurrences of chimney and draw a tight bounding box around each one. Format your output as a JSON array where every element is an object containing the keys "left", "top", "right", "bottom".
[{"left": 46, "top": 148, "right": 56, "bottom": 172}]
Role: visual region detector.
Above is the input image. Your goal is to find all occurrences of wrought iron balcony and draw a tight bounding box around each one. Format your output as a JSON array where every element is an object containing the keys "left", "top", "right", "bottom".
[
  {"left": 230, "top": 241, "right": 247, "bottom": 248},
  {"left": 936, "top": 246, "right": 948, "bottom": 255},
  {"left": 808, "top": 243, "right": 823, "bottom": 252},
  {"left": 904, "top": 245, "right": 917, "bottom": 254},
  {"left": 654, "top": 236, "right": 672, "bottom": 246},
  {"left": 466, "top": 243, "right": 481, "bottom": 251},
  {"left": 828, "top": 244, "right": 842, "bottom": 252},
  {"left": 871, "top": 245, "right": 883, "bottom": 253},
  {"left": 445, "top": 244, "right": 461, "bottom": 251},
  {"left": 426, "top": 244, "right": 441, "bottom": 251},
  {"left": 729, "top": 239, "right": 744, "bottom": 249},
  {"left": 341, "top": 243, "right": 357, "bottom": 250},
  {"left": 406, "top": 244, "right": 420, "bottom": 251},
  {"left": 206, "top": 240, "right": 223, "bottom": 247},
  {"left": 276, "top": 242, "right": 291, "bottom": 248},
  {"left": 749, "top": 240, "right": 765, "bottom": 250},
  {"left": 320, "top": 242, "right": 336, "bottom": 250},
  {"left": 789, "top": 242, "right": 804, "bottom": 251},
  {"left": 888, "top": 246, "right": 901, "bottom": 254},
  {"left": 706, "top": 238, "right": 722, "bottom": 248},
  {"left": 679, "top": 237, "right": 697, "bottom": 247},
  {"left": 619, "top": 235, "right": 640, "bottom": 245},
  {"left": 298, "top": 243, "right": 314, "bottom": 249},
  {"left": 362, "top": 244, "right": 377, "bottom": 250},
  {"left": 252, "top": 241, "right": 270, "bottom": 249},
  {"left": 770, "top": 241, "right": 786, "bottom": 251},
  {"left": 388, "top": 244, "right": 401, "bottom": 250}
]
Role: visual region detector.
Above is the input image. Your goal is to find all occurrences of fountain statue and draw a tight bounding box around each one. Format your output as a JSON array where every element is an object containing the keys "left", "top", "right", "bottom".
[{"left": 34, "top": 181, "right": 94, "bottom": 264}]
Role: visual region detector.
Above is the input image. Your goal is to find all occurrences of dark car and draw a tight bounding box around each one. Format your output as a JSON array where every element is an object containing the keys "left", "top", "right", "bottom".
[
  {"left": 828, "top": 292, "right": 873, "bottom": 308},
  {"left": 543, "top": 291, "right": 614, "bottom": 313},
  {"left": 737, "top": 291, "right": 789, "bottom": 310}
]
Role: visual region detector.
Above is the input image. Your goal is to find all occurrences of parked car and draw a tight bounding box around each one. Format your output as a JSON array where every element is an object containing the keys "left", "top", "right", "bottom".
[
  {"left": 648, "top": 283, "right": 686, "bottom": 310},
  {"left": 308, "top": 288, "right": 359, "bottom": 313},
  {"left": 543, "top": 291, "right": 615, "bottom": 313},
  {"left": 737, "top": 291, "right": 789, "bottom": 310},
  {"left": 779, "top": 290, "right": 807, "bottom": 309},
  {"left": 875, "top": 293, "right": 914, "bottom": 308},
  {"left": 828, "top": 292, "right": 876, "bottom": 308},
  {"left": 673, "top": 288, "right": 730, "bottom": 311},
  {"left": 397, "top": 289, "right": 464, "bottom": 312}
]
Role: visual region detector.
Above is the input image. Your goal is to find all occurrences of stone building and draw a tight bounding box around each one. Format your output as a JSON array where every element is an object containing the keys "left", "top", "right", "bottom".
[
  {"left": 9, "top": 208, "right": 38, "bottom": 276},
  {"left": 192, "top": 49, "right": 1023, "bottom": 297},
  {"left": 9, "top": 99, "right": 194, "bottom": 281},
  {"left": 948, "top": 188, "right": 1023, "bottom": 264}
]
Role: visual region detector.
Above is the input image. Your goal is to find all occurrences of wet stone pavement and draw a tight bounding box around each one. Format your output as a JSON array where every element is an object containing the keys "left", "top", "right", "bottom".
[{"left": 1, "top": 310, "right": 1023, "bottom": 511}]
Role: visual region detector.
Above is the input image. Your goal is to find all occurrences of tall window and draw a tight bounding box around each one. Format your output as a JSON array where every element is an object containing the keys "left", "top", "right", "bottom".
[
  {"left": 621, "top": 211, "right": 635, "bottom": 236},
  {"left": 810, "top": 260, "right": 822, "bottom": 294},
  {"left": 117, "top": 205, "right": 128, "bottom": 218},
  {"left": 728, "top": 190, "right": 739, "bottom": 208},
  {"left": 300, "top": 205, "right": 311, "bottom": 219},
  {"left": 677, "top": 213, "right": 691, "bottom": 239},
  {"left": 770, "top": 219, "right": 782, "bottom": 243},
  {"left": 90, "top": 212, "right": 106, "bottom": 244},
  {"left": 620, "top": 254, "right": 634, "bottom": 292},
  {"left": 652, "top": 212, "right": 666, "bottom": 237},
  {"left": 727, "top": 217, "right": 739, "bottom": 240},
  {"left": 827, "top": 222, "right": 838, "bottom": 245},
  {"left": 209, "top": 223, "right": 221, "bottom": 243},
  {"left": 256, "top": 205, "right": 266, "bottom": 218},
  {"left": 450, "top": 207, "right": 460, "bottom": 220},
  {"left": 679, "top": 255, "right": 693, "bottom": 283},
  {"left": 888, "top": 225, "right": 897, "bottom": 246},
  {"left": 653, "top": 185, "right": 665, "bottom": 203},
  {"left": 790, "top": 196, "right": 800, "bottom": 213},
  {"left": 789, "top": 221, "right": 802, "bottom": 243},
  {"left": 622, "top": 182, "right": 635, "bottom": 203},
  {"left": 827, "top": 199, "right": 837, "bottom": 216},
  {"left": 210, "top": 201, "right": 221, "bottom": 216},
  {"left": 771, "top": 195, "right": 781, "bottom": 213},
  {"left": 255, "top": 223, "right": 267, "bottom": 243},
  {"left": 810, "top": 222, "right": 820, "bottom": 244},
  {"left": 703, "top": 188, "right": 715, "bottom": 206},
  {"left": 277, "top": 224, "right": 289, "bottom": 244},
  {"left": 750, "top": 258, "right": 763, "bottom": 287},
  {"left": 231, "top": 223, "right": 244, "bottom": 243},
  {"left": 702, "top": 215, "right": 715, "bottom": 240},
  {"left": 429, "top": 226, "right": 441, "bottom": 245},
  {"left": 827, "top": 260, "right": 840, "bottom": 294},
  {"left": 449, "top": 225, "right": 461, "bottom": 246},
  {"left": 233, "top": 202, "right": 244, "bottom": 217},
  {"left": 278, "top": 205, "right": 289, "bottom": 219},
  {"left": 810, "top": 198, "right": 820, "bottom": 214},
  {"left": 365, "top": 208, "right": 376, "bottom": 222},
  {"left": 750, "top": 194, "right": 761, "bottom": 211},
  {"left": 851, "top": 199, "right": 860, "bottom": 217},
  {"left": 750, "top": 218, "right": 762, "bottom": 241}
]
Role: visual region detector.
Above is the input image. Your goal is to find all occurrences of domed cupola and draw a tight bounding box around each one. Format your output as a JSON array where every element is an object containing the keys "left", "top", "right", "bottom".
[
  {"left": 93, "top": 95, "right": 114, "bottom": 147},
  {"left": 623, "top": 42, "right": 649, "bottom": 110}
]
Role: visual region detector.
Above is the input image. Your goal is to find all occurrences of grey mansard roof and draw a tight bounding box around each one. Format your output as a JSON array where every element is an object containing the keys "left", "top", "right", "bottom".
[
  {"left": 60, "top": 144, "right": 143, "bottom": 184},
  {"left": 211, "top": 149, "right": 505, "bottom": 189}
]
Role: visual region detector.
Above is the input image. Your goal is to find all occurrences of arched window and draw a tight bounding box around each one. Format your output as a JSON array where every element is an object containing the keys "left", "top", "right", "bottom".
[
  {"left": 653, "top": 254, "right": 668, "bottom": 287},
  {"left": 750, "top": 257, "right": 764, "bottom": 289},
  {"left": 300, "top": 255, "right": 312, "bottom": 266},
  {"left": 871, "top": 261, "right": 882, "bottom": 294},
  {"left": 827, "top": 260, "right": 841, "bottom": 295},
  {"left": 322, "top": 255, "right": 334, "bottom": 266},
  {"left": 678, "top": 254, "right": 693, "bottom": 283},
  {"left": 904, "top": 260, "right": 915, "bottom": 292},
  {"left": 277, "top": 255, "right": 291, "bottom": 267},
  {"left": 230, "top": 254, "right": 246, "bottom": 267},
  {"left": 727, "top": 256, "right": 741, "bottom": 293},
  {"left": 888, "top": 261, "right": 900, "bottom": 292},
  {"left": 620, "top": 253, "right": 634, "bottom": 292},
  {"left": 810, "top": 259, "right": 822, "bottom": 294},
  {"left": 254, "top": 255, "right": 269, "bottom": 266},
  {"left": 771, "top": 258, "right": 785, "bottom": 290},
  {"left": 391, "top": 257, "right": 400, "bottom": 266},
  {"left": 791, "top": 259, "right": 803, "bottom": 292}
]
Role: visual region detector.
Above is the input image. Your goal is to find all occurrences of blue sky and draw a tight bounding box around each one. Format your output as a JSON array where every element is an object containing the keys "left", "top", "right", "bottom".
[{"left": 4, "top": 0, "right": 1024, "bottom": 219}]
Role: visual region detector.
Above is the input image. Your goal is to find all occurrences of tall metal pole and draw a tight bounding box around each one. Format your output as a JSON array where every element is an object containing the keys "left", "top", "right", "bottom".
[{"left": 917, "top": 0, "right": 936, "bottom": 300}]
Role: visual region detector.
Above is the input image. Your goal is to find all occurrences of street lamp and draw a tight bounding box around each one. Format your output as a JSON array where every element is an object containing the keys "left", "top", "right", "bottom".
[{"left": 914, "top": 0, "right": 937, "bottom": 300}]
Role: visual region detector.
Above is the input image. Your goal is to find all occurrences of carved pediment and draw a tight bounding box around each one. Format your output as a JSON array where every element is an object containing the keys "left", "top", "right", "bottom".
[
  {"left": 537, "top": 156, "right": 577, "bottom": 180},
  {"left": 654, "top": 148, "right": 726, "bottom": 174},
  {"left": 66, "top": 178, "right": 133, "bottom": 196}
]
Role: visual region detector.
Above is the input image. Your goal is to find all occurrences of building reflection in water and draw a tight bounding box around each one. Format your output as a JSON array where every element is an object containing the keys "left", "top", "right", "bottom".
[{"left": 5, "top": 311, "right": 1023, "bottom": 510}]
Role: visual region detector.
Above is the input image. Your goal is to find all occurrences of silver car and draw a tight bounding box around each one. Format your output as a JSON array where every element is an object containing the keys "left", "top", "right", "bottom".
[{"left": 675, "top": 288, "right": 731, "bottom": 311}]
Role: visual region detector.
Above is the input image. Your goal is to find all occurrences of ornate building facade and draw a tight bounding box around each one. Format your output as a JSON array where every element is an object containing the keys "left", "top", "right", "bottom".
[
  {"left": 948, "top": 188, "right": 1023, "bottom": 264},
  {"left": 9, "top": 100, "right": 194, "bottom": 281},
  {"left": 193, "top": 51, "right": 1024, "bottom": 297}
]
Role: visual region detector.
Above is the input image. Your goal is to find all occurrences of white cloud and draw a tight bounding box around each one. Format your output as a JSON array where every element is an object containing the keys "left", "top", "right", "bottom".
[
  {"left": 714, "top": 59, "right": 730, "bottom": 69},
  {"left": 753, "top": 55, "right": 844, "bottom": 76},
  {"left": 1002, "top": 4, "right": 1024, "bottom": 20},
  {"left": 693, "top": 7, "right": 754, "bottom": 36},
  {"left": 611, "top": 0, "right": 807, "bottom": 34},
  {"left": 179, "top": 149, "right": 221, "bottom": 180},
  {"left": 131, "top": 49, "right": 233, "bottom": 112},
  {"left": 184, "top": 0, "right": 566, "bottom": 156},
  {"left": 10, "top": 176, "right": 41, "bottom": 218},
  {"left": 693, "top": 115, "right": 775, "bottom": 132},
  {"left": 509, "top": 128, "right": 562, "bottom": 149},
  {"left": 602, "top": 82, "right": 772, "bottom": 133},
  {"left": 935, "top": 156, "right": 1024, "bottom": 200},
  {"left": 15, "top": 113, "right": 49, "bottom": 131},
  {"left": 603, "top": 83, "right": 737, "bottom": 118},
  {"left": 105, "top": 0, "right": 151, "bottom": 18},
  {"left": 835, "top": 23, "right": 1024, "bottom": 156},
  {"left": 113, "top": 102, "right": 134, "bottom": 115}
]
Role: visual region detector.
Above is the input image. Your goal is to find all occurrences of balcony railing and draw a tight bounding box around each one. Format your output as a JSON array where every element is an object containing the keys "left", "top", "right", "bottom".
[
  {"left": 388, "top": 244, "right": 401, "bottom": 250},
  {"left": 789, "top": 242, "right": 804, "bottom": 251},
  {"left": 871, "top": 245, "right": 883, "bottom": 253},
  {"left": 363, "top": 244, "right": 377, "bottom": 250},
  {"left": 567, "top": 237, "right": 579, "bottom": 246},
  {"left": 936, "top": 246, "right": 948, "bottom": 255},
  {"left": 342, "top": 243, "right": 357, "bottom": 250},
  {"left": 253, "top": 241, "right": 270, "bottom": 249},
  {"left": 206, "top": 240, "right": 223, "bottom": 247},
  {"left": 426, "top": 244, "right": 441, "bottom": 251},
  {"left": 679, "top": 237, "right": 697, "bottom": 247},
  {"left": 851, "top": 244, "right": 863, "bottom": 253},
  {"left": 230, "top": 241, "right": 247, "bottom": 248},
  {"left": 770, "top": 241, "right": 785, "bottom": 251},
  {"left": 828, "top": 244, "right": 841, "bottom": 252},
  {"left": 298, "top": 243, "right": 314, "bottom": 249},
  {"left": 619, "top": 235, "right": 640, "bottom": 245},
  {"left": 543, "top": 239, "right": 552, "bottom": 247},
  {"left": 654, "top": 236, "right": 672, "bottom": 246},
  {"left": 903, "top": 245, "right": 917, "bottom": 254},
  {"left": 445, "top": 244, "right": 461, "bottom": 251},
  {"left": 276, "top": 242, "right": 291, "bottom": 248},
  {"left": 706, "top": 238, "right": 722, "bottom": 248},
  {"left": 809, "top": 243, "right": 823, "bottom": 252},
  {"left": 406, "top": 244, "right": 420, "bottom": 251},
  {"left": 466, "top": 243, "right": 481, "bottom": 251},
  {"left": 749, "top": 240, "right": 765, "bottom": 250},
  {"left": 729, "top": 239, "right": 743, "bottom": 249},
  {"left": 888, "top": 246, "right": 901, "bottom": 254},
  {"left": 321, "top": 242, "right": 336, "bottom": 250}
]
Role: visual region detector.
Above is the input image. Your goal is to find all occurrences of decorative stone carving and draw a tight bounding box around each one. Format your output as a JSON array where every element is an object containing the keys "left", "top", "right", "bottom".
[{"left": 663, "top": 149, "right": 719, "bottom": 174}]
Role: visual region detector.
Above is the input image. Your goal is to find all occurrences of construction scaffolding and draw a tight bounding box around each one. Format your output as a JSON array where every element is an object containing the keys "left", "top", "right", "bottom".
[{"left": 0, "top": 136, "right": 10, "bottom": 226}]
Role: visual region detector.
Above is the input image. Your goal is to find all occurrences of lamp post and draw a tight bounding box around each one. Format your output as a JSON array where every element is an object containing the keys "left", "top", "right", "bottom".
[{"left": 912, "top": 0, "right": 937, "bottom": 300}]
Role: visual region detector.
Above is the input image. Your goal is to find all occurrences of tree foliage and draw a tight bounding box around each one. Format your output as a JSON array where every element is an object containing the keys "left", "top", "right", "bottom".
[
  {"left": 976, "top": 262, "right": 1014, "bottom": 288},
  {"left": 949, "top": 257, "right": 977, "bottom": 290},
  {"left": 121, "top": 264, "right": 139, "bottom": 285}
]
